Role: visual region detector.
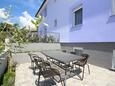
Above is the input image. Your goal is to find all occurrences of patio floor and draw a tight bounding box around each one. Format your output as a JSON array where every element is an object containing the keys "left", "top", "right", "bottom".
[{"left": 15, "top": 62, "right": 115, "bottom": 86}]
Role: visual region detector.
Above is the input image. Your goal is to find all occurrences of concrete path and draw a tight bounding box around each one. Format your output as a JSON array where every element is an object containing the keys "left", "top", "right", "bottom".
[
  {"left": 15, "top": 63, "right": 115, "bottom": 86},
  {"left": 12, "top": 52, "right": 48, "bottom": 64}
]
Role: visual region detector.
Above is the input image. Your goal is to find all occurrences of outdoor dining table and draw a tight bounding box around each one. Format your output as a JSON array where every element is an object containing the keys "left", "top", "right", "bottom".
[{"left": 41, "top": 50, "right": 81, "bottom": 86}]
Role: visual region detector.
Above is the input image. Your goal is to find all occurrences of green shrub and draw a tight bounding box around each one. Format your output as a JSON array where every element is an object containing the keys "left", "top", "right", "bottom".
[{"left": 2, "top": 71, "right": 15, "bottom": 86}]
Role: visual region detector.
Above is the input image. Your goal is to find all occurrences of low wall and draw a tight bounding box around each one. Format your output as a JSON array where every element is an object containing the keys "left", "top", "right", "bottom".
[
  {"left": 0, "top": 51, "right": 9, "bottom": 80},
  {"left": 11, "top": 43, "right": 61, "bottom": 53},
  {"left": 12, "top": 43, "right": 62, "bottom": 64}
]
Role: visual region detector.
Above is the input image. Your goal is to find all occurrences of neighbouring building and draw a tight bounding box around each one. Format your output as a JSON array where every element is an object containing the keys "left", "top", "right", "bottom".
[{"left": 36, "top": 0, "right": 115, "bottom": 70}]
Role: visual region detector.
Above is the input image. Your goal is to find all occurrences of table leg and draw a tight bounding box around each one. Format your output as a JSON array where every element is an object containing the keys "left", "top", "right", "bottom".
[
  {"left": 65, "top": 69, "right": 67, "bottom": 75},
  {"left": 64, "top": 69, "right": 67, "bottom": 86},
  {"left": 63, "top": 79, "right": 66, "bottom": 86}
]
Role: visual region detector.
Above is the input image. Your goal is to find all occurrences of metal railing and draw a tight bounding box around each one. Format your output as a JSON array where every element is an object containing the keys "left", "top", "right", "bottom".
[{"left": 38, "top": 31, "right": 60, "bottom": 43}]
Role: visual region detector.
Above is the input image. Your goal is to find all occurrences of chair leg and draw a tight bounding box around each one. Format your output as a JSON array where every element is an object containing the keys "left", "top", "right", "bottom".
[
  {"left": 59, "top": 75, "right": 64, "bottom": 86},
  {"left": 81, "top": 66, "right": 85, "bottom": 80},
  {"left": 87, "top": 64, "right": 90, "bottom": 74},
  {"left": 65, "top": 69, "right": 67, "bottom": 75},
  {"left": 38, "top": 73, "right": 41, "bottom": 86},
  {"left": 79, "top": 66, "right": 80, "bottom": 69},
  {"left": 33, "top": 64, "right": 36, "bottom": 75},
  {"left": 44, "top": 78, "right": 46, "bottom": 86}
]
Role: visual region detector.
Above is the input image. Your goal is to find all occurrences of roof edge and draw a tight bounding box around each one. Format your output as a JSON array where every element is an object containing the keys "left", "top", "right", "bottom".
[{"left": 35, "top": 0, "right": 48, "bottom": 17}]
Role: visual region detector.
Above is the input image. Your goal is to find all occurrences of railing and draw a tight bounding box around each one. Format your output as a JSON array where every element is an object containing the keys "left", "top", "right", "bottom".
[
  {"left": 38, "top": 31, "right": 60, "bottom": 43},
  {"left": 46, "top": 32, "right": 60, "bottom": 43}
]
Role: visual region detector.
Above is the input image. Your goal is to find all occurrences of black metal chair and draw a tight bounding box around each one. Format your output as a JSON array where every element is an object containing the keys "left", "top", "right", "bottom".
[
  {"left": 28, "top": 53, "right": 46, "bottom": 74},
  {"left": 73, "top": 54, "right": 90, "bottom": 80},
  {"left": 28, "top": 53, "right": 37, "bottom": 68},
  {"left": 34, "top": 58, "right": 64, "bottom": 86}
]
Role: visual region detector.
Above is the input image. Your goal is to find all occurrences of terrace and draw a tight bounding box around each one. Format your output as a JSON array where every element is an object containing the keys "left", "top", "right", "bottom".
[
  {"left": 13, "top": 49, "right": 115, "bottom": 86},
  {"left": 10, "top": 43, "right": 115, "bottom": 86},
  {"left": 0, "top": 27, "right": 115, "bottom": 86},
  {"left": 0, "top": 17, "right": 115, "bottom": 86},
  {"left": 15, "top": 63, "right": 115, "bottom": 86},
  {"left": 0, "top": 0, "right": 115, "bottom": 86}
]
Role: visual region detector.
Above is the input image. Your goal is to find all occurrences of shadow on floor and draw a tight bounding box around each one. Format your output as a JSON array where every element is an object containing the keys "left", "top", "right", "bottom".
[
  {"left": 34, "top": 68, "right": 82, "bottom": 86},
  {"left": 35, "top": 78, "right": 56, "bottom": 86}
]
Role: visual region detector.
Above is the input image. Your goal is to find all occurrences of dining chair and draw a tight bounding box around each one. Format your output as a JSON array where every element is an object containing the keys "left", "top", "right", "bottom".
[
  {"left": 28, "top": 53, "right": 46, "bottom": 74},
  {"left": 34, "top": 58, "right": 64, "bottom": 86},
  {"left": 73, "top": 54, "right": 90, "bottom": 80},
  {"left": 28, "top": 53, "right": 37, "bottom": 69}
]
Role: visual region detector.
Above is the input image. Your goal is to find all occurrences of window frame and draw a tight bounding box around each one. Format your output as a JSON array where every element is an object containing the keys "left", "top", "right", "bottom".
[{"left": 72, "top": 6, "right": 83, "bottom": 27}]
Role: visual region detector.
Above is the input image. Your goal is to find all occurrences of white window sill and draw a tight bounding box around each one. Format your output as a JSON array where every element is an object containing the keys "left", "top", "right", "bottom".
[
  {"left": 70, "top": 24, "right": 83, "bottom": 31},
  {"left": 108, "top": 15, "right": 115, "bottom": 23},
  {"left": 72, "top": 24, "right": 82, "bottom": 28}
]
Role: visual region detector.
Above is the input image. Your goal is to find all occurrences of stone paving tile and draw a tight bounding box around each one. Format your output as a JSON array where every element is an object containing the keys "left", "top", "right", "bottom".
[{"left": 15, "top": 63, "right": 115, "bottom": 86}]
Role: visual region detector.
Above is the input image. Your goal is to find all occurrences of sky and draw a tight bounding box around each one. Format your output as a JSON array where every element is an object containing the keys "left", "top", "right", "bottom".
[{"left": 0, "top": 0, "right": 44, "bottom": 30}]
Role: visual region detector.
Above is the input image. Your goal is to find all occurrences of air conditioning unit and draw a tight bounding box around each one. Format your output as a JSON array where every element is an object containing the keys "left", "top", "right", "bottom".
[
  {"left": 111, "top": 50, "right": 115, "bottom": 70},
  {"left": 73, "top": 47, "right": 84, "bottom": 56}
]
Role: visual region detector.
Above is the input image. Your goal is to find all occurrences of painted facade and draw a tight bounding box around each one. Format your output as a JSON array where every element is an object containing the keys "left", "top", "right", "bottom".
[
  {"left": 38, "top": 0, "right": 115, "bottom": 43},
  {"left": 36, "top": 0, "right": 115, "bottom": 69}
]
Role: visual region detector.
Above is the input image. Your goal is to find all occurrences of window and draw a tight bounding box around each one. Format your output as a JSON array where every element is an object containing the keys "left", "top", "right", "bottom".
[
  {"left": 112, "top": 0, "right": 115, "bottom": 15},
  {"left": 44, "top": 7, "right": 47, "bottom": 17},
  {"left": 54, "top": 19, "right": 57, "bottom": 27},
  {"left": 73, "top": 7, "right": 82, "bottom": 26}
]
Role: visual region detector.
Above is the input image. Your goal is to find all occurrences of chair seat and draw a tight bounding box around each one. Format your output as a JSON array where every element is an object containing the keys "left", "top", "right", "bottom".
[
  {"left": 41, "top": 61, "right": 51, "bottom": 68},
  {"left": 41, "top": 68, "right": 60, "bottom": 78},
  {"left": 73, "top": 61, "right": 85, "bottom": 67}
]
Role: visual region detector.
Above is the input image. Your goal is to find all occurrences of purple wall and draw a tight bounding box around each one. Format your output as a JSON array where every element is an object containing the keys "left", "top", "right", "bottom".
[{"left": 42, "top": 0, "right": 115, "bottom": 42}]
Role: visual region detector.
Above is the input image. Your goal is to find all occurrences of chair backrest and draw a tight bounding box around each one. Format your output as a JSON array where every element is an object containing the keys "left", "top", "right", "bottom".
[
  {"left": 28, "top": 54, "right": 51, "bottom": 70},
  {"left": 28, "top": 53, "right": 34, "bottom": 61},
  {"left": 28, "top": 53, "right": 44, "bottom": 62},
  {"left": 34, "top": 59, "right": 51, "bottom": 72},
  {"left": 34, "top": 58, "right": 43, "bottom": 72},
  {"left": 80, "top": 54, "right": 89, "bottom": 65}
]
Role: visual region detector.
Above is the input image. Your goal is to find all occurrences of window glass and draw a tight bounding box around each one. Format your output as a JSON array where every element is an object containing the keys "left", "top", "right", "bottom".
[{"left": 74, "top": 8, "right": 82, "bottom": 25}]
